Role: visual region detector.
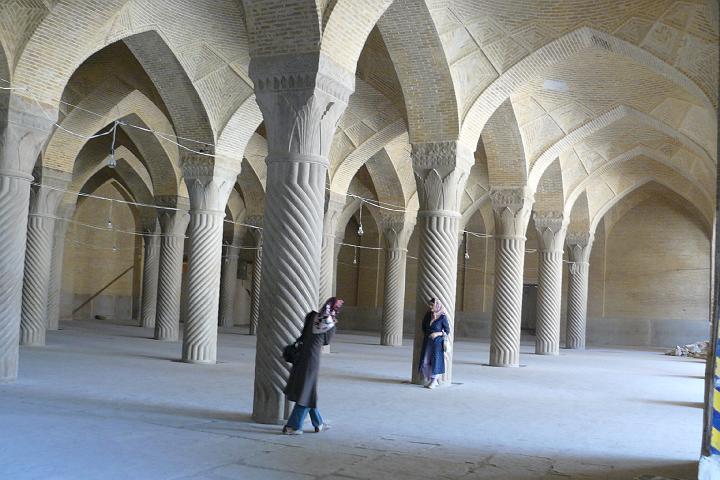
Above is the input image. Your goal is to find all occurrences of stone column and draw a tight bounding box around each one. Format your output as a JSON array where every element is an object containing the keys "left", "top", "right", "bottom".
[
  {"left": 154, "top": 205, "right": 189, "bottom": 341},
  {"left": 219, "top": 225, "right": 242, "bottom": 328},
  {"left": 0, "top": 95, "right": 56, "bottom": 382},
  {"left": 410, "top": 142, "right": 472, "bottom": 385},
  {"left": 181, "top": 160, "right": 236, "bottom": 363},
  {"left": 140, "top": 221, "right": 161, "bottom": 329},
  {"left": 380, "top": 216, "right": 414, "bottom": 346},
  {"left": 246, "top": 216, "right": 263, "bottom": 336},
  {"left": 566, "top": 232, "right": 593, "bottom": 350},
  {"left": 489, "top": 187, "right": 535, "bottom": 367},
  {"left": 47, "top": 211, "right": 70, "bottom": 331},
  {"left": 251, "top": 54, "right": 353, "bottom": 424},
  {"left": 319, "top": 192, "right": 346, "bottom": 303},
  {"left": 533, "top": 212, "right": 568, "bottom": 355},
  {"left": 20, "top": 170, "right": 69, "bottom": 345}
]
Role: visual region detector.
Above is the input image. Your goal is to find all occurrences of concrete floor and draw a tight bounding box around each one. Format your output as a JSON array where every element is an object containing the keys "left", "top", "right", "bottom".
[{"left": 0, "top": 319, "right": 704, "bottom": 480}]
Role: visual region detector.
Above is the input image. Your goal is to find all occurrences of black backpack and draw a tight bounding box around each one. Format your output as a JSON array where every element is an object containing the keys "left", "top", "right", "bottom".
[{"left": 282, "top": 339, "right": 303, "bottom": 364}]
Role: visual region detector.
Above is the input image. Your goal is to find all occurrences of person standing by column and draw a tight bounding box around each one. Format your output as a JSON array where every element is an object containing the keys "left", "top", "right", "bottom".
[
  {"left": 282, "top": 297, "right": 344, "bottom": 435},
  {"left": 418, "top": 298, "right": 450, "bottom": 389}
]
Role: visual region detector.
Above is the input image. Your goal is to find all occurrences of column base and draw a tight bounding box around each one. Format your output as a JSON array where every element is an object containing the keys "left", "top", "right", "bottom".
[
  {"left": 181, "top": 358, "right": 216, "bottom": 365},
  {"left": 252, "top": 413, "right": 285, "bottom": 425},
  {"left": 19, "top": 331, "right": 45, "bottom": 347},
  {"left": 535, "top": 348, "right": 559, "bottom": 356},
  {"left": 155, "top": 336, "right": 178, "bottom": 342},
  {"left": 489, "top": 361, "right": 520, "bottom": 368}
]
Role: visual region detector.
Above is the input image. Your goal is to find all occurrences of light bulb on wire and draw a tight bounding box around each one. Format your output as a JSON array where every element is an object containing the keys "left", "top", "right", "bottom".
[
  {"left": 106, "top": 200, "right": 113, "bottom": 229},
  {"left": 357, "top": 201, "right": 364, "bottom": 237}
]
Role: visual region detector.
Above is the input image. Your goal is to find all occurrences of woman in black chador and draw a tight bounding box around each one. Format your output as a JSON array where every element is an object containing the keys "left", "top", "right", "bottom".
[
  {"left": 282, "top": 297, "right": 344, "bottom": 435},
  {"left": 418, "top": 298, "right": 450, "bottom": 389}
]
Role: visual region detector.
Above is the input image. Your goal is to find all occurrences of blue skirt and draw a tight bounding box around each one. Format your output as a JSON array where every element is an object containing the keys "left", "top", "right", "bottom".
[{"left": 419, "top": 336, "right": 445, "bottom": 378}]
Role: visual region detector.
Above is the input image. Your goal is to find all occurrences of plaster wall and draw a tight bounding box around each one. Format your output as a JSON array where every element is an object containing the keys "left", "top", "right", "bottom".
[
  {"left": 60, "top": 184, "right": 142, "bottom": 323},
  {"left": 586, "top": 197, "right": 711, "bottom": 347}
]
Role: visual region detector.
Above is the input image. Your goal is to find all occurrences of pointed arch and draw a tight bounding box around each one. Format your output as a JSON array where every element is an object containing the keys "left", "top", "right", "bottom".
[{"left": 459, "top": 27, "right": 715, "bottom": 151}]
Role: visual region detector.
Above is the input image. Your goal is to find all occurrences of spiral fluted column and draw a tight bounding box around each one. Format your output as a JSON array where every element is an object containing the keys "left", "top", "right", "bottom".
[
  {"left": 566, "top": 233, "right": 593, "bottom": 350},
  {"left": 246, "top": 217, "right": 263, "bottom": 336},
  {"left": 140, "top": 225, "right": 161, "bottom": 329},
  {"left": 20, "top": 177, "right": 67, "bottom": 346},
  {"left": 533, "top": 213, "right": 567, "bottom": 355},
  {"left": 219, "top": 243, "right": 240, "bottom": 328},
  {"left": 251, "top": 55, "right": 353, "bottom": 424},
  {"left": 0, "top": 95, "right": 56, "bottom": 382},
  {"left": 249, "top": 245, "right": 262, "bottom": 335},
  {"left": 410, "top": 142, "right": 472, "bottom": 386},
  {"left": 380, "top": 217, "right": 414, "bottom": 346},
  {"left": 181, "top": 162, "right": 237, "bottom": 364},
  {"left": 47, "top": 213, "right": 71, "bottom": 331},
  {"left": 154, "top": 207, "right": 189, "bottom": 341},
  {"left": 489, "top": 187, "right": 535, "bottom": 367},
  {"left": 319, "top": 192, "right": 345, "bottom": 304}
]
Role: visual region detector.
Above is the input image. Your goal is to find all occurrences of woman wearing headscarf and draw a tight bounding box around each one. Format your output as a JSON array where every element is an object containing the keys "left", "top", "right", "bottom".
[
  {"left": 283, "top": 297, "right": 344, "bottom": 434},
  {"left": 418, "top": 298, "right": 450, "bottom": 389}
]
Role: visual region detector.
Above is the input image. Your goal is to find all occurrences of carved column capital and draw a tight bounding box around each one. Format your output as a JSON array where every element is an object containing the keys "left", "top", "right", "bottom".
[
  {"left": 567, "top": 232, "right": 594, "bottom": 264},
  {"left": 250, "top": 53, "right": 354, "bottom": 163},
  {"left": 323, "top": 191, "right": 346, "bottom": 237},
  {"left": 490, "top": 187, "right": 535, "bottom": 238},
  {"left": 2, "top": 95, "right": 57, "bottom": 176},
  {"left": 28, "top": 167, "right": 70, "bottom": 218},
  {"left": 412, "top": 142, "right": 472, "bottom": 215},
  {"left": 158, "top": 209, "right": 190, "bottom": 238},
  {"left": 382, "top": 215, "right": 415, "bottom": 251},
  {"left": 182, "top": 155, "right": 237, "bottom": 213},
  {"left": 245, "top": 215, "right": 264, "bottom": 245},
  {"left": 533, "top": 212, "right": 568, "bottom": 253}
]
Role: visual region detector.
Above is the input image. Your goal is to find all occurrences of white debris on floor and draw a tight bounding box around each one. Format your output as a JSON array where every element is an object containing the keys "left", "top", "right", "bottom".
[{"left": 666, "top": 341, "right": 710, "bottom": 359}]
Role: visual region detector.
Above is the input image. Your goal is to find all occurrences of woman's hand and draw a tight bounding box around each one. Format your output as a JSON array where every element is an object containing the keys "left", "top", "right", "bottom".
[{"left": 430, "top": 332, "right": 443, "bottom": 340}]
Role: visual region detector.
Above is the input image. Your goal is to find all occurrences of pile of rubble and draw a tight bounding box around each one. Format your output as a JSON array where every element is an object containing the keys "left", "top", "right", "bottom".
[{"left": 665, "top": 341, "right": 709, "bottom": 359}]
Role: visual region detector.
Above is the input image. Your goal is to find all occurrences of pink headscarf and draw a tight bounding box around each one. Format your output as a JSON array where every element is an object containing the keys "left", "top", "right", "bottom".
[{"left": 429, "top": 298, "right": 446, "bottom": 320}]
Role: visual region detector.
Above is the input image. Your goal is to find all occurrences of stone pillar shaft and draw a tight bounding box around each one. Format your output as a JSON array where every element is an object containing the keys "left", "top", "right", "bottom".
[
  {"left": 249, "top": 243, "right": 262, "bottom": 336},
  {"left": 20, "top": 217, "right": 55, "bottom": 345},
  {"left": 219, "top": 246, "right": 239, "bottom": 328},
  {"left": 0, "top": 174, "right": 32, "bottom": 379},
  {"left": 319, "top": 193, "right": 345, "bottom": 303},
  {"left": 47, "top": 218, "right": 70, "bottom": 331},
  {"left": 0, "top": 95, "right": 57, "bottom": 382},
  {"left": 181, "top": 164, "right": 236, "bottom": 364},
  {"left": 382, "top": 248, "right": 408, "bottom": 346},
  {"left": 154, "top": 209, "right": 189, "bottom": 341},
  {"left": 380, "top": 218, "right": 413, "bottom": 347},
  {"left": 182, "top": 210, "right": 225, "bottom": 362},
  {"left": 489, "top": 187, "right": 534, "bottom": 367},
  {"left": 21, "top": 179, "right": 67, "bottom": 346},
  {"left": 251, "top": 54, "right": 353, "bottom": 424},
  {"left": 140, "top": 230, "right": 161, "bottom": 328},
  {"left": 565, "top": 233, "right": 593, "bottom": 350},
  {"left": 533, "top": 213, "right": 567, "bottom": 355}
]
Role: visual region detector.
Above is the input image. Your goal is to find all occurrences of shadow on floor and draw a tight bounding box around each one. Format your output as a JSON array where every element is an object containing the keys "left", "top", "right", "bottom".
[{"left": 640, "top": 398, "right": 704, "bottom": 409}]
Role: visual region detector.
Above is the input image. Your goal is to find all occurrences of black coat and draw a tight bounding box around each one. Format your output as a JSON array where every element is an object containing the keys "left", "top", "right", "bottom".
[{"left": 283, "top": 311, "right": 335, "bottom": 408}]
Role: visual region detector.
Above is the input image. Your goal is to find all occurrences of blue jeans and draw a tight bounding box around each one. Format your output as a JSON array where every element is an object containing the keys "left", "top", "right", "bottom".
[{"left": 285, "top": 404, "right": 323, "bottom": 431}]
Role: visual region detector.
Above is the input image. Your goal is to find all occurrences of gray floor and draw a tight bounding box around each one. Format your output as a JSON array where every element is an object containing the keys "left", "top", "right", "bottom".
[{"left": 0, "top": 319, "right": 704, "bottom": 480}]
